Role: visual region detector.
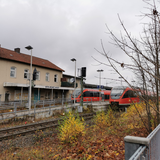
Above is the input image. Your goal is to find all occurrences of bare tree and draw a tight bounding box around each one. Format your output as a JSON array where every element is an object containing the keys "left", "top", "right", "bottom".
[{"left": 99, "top": 0, "right": 160, "bottom": 132}]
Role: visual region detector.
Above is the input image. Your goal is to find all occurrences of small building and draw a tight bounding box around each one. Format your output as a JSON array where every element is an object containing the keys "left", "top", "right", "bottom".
[{"left": 61, "top": 74, "right": 81, "bottom": 98}]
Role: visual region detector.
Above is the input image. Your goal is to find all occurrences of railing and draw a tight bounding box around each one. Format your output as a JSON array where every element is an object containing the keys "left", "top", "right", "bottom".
[
  {"left": 0, "top": 99, "right": 73, "bottom": 121},
  {"left": 61, "top": 82, "right": 78, "bottom": 87},
  {"left": 0, "top": 98, "right": 103, "bottom": 121},
  {"left": 124, "top": 123, "right": 160, "bottom": 159}
]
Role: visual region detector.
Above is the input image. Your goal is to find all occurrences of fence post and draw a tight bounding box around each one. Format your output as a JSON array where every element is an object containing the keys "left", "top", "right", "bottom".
[
  {"left": 49, "top": 101, "right": 51, "bottom": 114},
  {"left": 14, "top": 103, "right": 17, "bottom": 117},
  {"left": 124, "top": 136, "right": 150, "bottom": 159},
  {"left": 62, "top": 98, "right": 64, "bottom": 109},
  {"left": 34, "top": 102, "right": 36, "bottom": 118}
]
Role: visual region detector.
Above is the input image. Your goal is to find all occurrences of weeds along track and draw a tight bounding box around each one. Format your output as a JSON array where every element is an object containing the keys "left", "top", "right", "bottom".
[{"left": 0, "top": 113, "right": 94, "bottom": 141}]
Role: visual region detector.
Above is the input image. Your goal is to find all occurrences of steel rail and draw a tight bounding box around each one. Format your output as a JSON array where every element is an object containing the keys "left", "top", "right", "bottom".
[{"left": 0, "top": 113, "right": 94, "bottom": 141}]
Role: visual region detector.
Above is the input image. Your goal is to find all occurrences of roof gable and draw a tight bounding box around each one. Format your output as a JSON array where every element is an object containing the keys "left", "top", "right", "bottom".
[{"left": 0, "top": 47, "right": 64, "bottom": 72}]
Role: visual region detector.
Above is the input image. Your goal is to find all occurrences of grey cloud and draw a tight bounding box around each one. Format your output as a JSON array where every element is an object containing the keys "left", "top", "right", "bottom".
[{"left": 0, "top": 0, "right": 148, "bottom": 87}]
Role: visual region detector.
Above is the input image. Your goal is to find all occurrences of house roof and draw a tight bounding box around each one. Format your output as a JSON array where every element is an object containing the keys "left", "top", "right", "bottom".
[
  {"left": 0, "top": 47, "right": 64, "bottom": 72},
  {"left": 63, "top": 74, "right": 81, "bottom": 79}
]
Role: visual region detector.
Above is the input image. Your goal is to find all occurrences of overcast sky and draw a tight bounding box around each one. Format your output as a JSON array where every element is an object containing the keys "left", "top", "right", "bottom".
[{"left": 0, "top": 0, "right": 150, "bottom": 87}]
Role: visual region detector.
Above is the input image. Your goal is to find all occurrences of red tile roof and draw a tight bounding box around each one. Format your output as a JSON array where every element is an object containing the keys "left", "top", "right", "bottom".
[{"left": 0, "top": 47, "right": 64, "bottom": 72}]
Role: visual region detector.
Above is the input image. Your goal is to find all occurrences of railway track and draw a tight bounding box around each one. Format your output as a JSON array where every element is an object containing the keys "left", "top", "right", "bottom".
[{"left": 0, "top": 113, "right": 94, "bottom": 141}]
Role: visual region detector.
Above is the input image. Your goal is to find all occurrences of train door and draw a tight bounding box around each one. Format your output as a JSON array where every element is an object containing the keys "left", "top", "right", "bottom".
[
  {"left": 130, "top": 90, "right": 139, "bottom": 103},
  {"left": 101, "top": 92, "right": 105, "bottom": 101},
  {"left": 121, "top": 90, "right": 131, "bottom": 105},
  {"left": 83, "top": 91, "right": 90, "bottom": 102},
  {"left": 94, "top": 91, "right": 99, "bottom": 101}
]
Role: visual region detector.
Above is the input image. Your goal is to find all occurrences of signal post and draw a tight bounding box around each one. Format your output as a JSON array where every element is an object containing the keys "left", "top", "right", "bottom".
[{"left": 80, "top": 67, "right": 86, "bottom": 107}]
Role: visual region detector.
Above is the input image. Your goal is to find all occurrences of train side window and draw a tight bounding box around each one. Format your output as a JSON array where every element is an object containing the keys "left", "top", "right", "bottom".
[
  {"left": 123, "top": 90, "right": 129, "bottom": 98},
  {"left": 129, "top": 90, "right": 137, "bottom": 97},
  {"left": 132, "top": 91, "right": 137, "bottom": 97},
  {"left": 123, "top": 90, "right": 136, "bottom": 98},
  {"left": 94, "top": 92, "right": 99, "bottom": 97},
  {"left": 105, "top": 95, "right": 109, "bottom": 100},
  {"left": 129, "top": 90, "right": 133, "bottom": 97},
  {"left": 90, "top": 92, "right": 93, "bottom": 97},
  {"left": 84, "top": 91, "right": 90, "bottom": 97}
]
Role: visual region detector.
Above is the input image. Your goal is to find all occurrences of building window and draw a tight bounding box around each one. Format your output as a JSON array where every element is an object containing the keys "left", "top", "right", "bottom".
[
  {"left": 46, "top": 73, "right": 49, "bottom": 81},
  {"left": 36, "top": 71, "right": 40, "bottom": 80},
  {"left": 54, "top": 74, "right": 58, "bottom": 82},
  {"left": 10, "top": 67, "right": 16, "bottom": 78},
  {"left": 24, "top": 69, "right": 29, "bottom": 79}
]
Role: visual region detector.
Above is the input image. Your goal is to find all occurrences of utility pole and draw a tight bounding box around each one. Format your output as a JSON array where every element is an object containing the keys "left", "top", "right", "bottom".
[
  {"left": 71, "top": 58, "right": 76, "bottom": 107},
  {"left": 25, "top": 45, "right": 33, "bottom": 112},
  {"left": 80, "top": 75, "right": 83, "bottom": 106},
  {"left": 97, "top": 69, "right": 103, "bottom": 101}
]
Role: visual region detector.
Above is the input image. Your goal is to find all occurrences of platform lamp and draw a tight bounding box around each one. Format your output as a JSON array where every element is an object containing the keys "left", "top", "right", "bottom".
[
  {"left": 71, "top": 58, "right": 76, "bottom": 107},
  {"left": 25, "top": 45, "right": 33, "bottom": 111}
]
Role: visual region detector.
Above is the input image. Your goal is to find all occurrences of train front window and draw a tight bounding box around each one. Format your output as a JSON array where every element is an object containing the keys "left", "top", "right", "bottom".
[
  {"left": 111, "top": 89, "right": 124, "bottom": 96},
  {"left": 111, "top": 88, "right": 124, "bottom": 99}
]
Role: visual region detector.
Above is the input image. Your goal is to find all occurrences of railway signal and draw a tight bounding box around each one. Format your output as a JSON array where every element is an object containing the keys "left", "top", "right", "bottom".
[{"left": 33, "top": 68, "right": 37, "bottom": 81}]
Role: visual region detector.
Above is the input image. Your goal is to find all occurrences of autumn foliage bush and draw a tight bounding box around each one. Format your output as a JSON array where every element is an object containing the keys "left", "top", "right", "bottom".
[
  {"left": 58, "top": 111, "right": 86, "bottom": 143},
  {"left": 121, "top": 102, "right": 147, "bottom": 130},
  {"left": 93, "top": 108, "right": 116, "bottom": 131}
]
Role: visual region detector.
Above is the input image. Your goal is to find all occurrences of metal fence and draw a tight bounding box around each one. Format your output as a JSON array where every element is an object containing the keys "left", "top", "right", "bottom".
[
  {"left": 0, "top": 99, "right": 71, "bottom": 121},
  {"left": 0, "top": 98, "right": 96, "bottom": 121},
  {"left": 124, "top": 123, "right": 160, "bottom": 160}
]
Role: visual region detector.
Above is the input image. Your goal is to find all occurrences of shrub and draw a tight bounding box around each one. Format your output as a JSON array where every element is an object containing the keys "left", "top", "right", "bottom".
[
  {"left": 121, "top": 102, "right": 146, "bottom": 129},
  {"left": 122, "top": 102, "right": 145, "bottom": 119},
  {"left": 58, "top": 111, "right": 86, "bottom": 143},
  {"left": 93, "top": 108, "right": 116, "bottom": 131}
]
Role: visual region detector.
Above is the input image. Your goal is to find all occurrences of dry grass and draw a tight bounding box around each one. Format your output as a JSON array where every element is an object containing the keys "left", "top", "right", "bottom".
[{"left": 0, "top": 105, "right": 150, "bottom": 160}]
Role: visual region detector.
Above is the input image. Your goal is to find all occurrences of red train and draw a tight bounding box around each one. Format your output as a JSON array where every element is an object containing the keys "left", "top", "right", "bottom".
[
  {"left": 71, "top": 88, "right": 111, "bottom": 103},
  {"left": 109, "top": 86, "right": 140, "bottom": 109}
]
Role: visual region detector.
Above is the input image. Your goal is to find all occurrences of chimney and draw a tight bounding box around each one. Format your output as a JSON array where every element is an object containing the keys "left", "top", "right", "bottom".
[{"left": 14, "top": 48, "right": 20, "bottom": 53}]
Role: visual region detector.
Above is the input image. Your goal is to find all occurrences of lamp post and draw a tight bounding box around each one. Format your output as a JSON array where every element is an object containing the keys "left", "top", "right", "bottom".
[
  {"left": 25, "top": 45, "right": 33, "bottom": 111},
  {"left": 97, "top": 69, "right": 103, "bottom": 101},
  {"left": 71, "top": 58, "right": 76, "bottom": 107}
]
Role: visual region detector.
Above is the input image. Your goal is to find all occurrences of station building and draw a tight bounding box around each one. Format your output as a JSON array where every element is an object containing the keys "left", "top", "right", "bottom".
[{"left": 0, "top": 46, "right": 81, "bottom": 102}]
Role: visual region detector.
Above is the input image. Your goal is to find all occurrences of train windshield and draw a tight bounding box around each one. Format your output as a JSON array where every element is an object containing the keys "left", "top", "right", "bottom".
[
  {"left": 72, "top": 89, "right": 81, "bottom": 98},
  {"left": 111, "top": 87, "right": 125, "bottom": 99}
]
